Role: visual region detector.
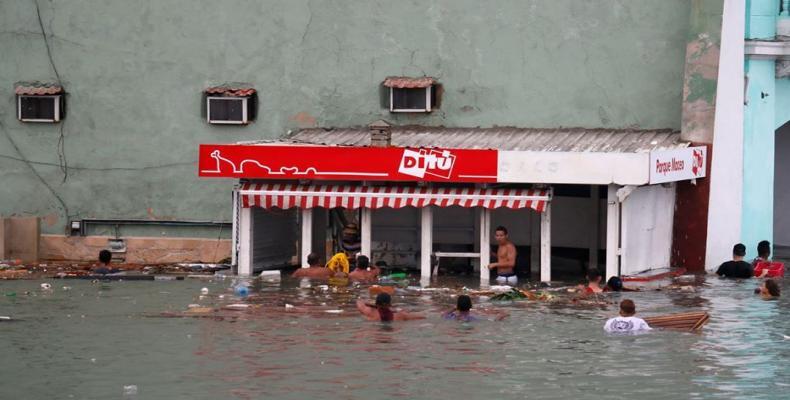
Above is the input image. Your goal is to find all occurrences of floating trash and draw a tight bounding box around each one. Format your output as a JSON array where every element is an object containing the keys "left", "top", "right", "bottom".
[
  {"left": 234, "top": 285, "right": 249, "bottom": 297},
  {"left": 200, "top": 287, "right": 209, "bottom": 295},
  {"left": 40, "top": 283, "right": 52, "bottom": 290},
  {"left": 122, "top": 385, "right": 138, "bottom": 396},
  {"left": 260, "top": 270, "right": 281, "bottom": 282}
]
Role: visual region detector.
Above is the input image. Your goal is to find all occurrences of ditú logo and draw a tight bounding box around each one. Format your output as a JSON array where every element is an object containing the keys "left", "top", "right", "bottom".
[
  {"left": 398, "top": 149, "right": 456, "bottom": 179},
  {"left": 692, "top": 149, "right": 704, "bottom": 176}
]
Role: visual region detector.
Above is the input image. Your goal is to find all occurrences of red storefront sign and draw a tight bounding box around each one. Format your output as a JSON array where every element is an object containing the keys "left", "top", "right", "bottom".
[{"left": 198, "top": 144, "right": 498, "bottom": 183}]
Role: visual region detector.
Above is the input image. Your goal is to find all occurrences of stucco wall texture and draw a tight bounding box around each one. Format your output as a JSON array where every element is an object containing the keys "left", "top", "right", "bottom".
[{"left": 0, "top": 0, "right": 691, "bottom": 234}]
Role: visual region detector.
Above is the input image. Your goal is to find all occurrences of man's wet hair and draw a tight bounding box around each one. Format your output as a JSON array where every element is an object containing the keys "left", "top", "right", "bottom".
[
  {"left": 765, "top": 279, "right": 781, "bottom": 297},
  {"left": 757, "top": 240, "right": 771, "bottom": 257},
  {"left": 307, "top": 253, "right": 320, "bottom": 266},
  {"left": 606, "top": 276, "right": 623, "bottom": 291},
  {"left": 457, "top": 295, "right": 473, "bottom": 312},
  {"left": 99, "top": 250, "right": 112, "bottom": 265},
  {"left": 733, "top": 243, "right": 746, "bottom": 257},
  {"left": 357, "top": 255, "right": 370, "bottom": 269},
  {"left": 375, "top": 293, "right": 391, "bottom": 307},
  {"left": 620, "top": 299, "right": 636, "bottom": 316},
  {"left": 587, "top": 268, "right": 602, "bottom": 282},
  {"left": 495, "top": 226, "right": 508, "bottom": 235}
]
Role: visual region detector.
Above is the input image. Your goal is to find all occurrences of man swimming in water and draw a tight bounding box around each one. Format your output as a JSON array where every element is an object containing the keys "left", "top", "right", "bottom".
[
  {"left": 92, "top": 250, "right": 120, "bottom": 275},
  {"left": 292, "top": 253, "right": 332, "bottom": 279},
  {"left": 487, "top": 226, "right": 518, "bottom": 285},
  {"left": 356, "top": 293, "right": 424, "bottom": 322},
  {"left": 443, "top": 295, "right": 478, "bottom": 322}
]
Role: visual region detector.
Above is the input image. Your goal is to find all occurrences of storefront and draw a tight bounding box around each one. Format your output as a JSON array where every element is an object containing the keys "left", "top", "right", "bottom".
[{"left": 199, "top": 124, "right": 707, "bottom": 284}]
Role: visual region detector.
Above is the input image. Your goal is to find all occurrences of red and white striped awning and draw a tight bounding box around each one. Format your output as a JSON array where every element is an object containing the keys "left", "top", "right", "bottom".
[{"left": 239, "top": 183, "right": 551, "bottom": 211}]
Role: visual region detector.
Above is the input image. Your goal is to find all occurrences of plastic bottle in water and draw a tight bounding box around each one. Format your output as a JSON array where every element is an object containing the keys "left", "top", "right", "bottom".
[{"left": 234, "top": 284, "right": 249, "bottom": 297}]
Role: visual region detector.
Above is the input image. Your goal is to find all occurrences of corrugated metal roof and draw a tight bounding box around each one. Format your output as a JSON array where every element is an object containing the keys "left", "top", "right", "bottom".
[
  {"left": 205, "top": 85, "right": 256, "bottom": 97},
  {"left": 382, "top": 77, "right": 436, "bottom": 88},
  {"left": 15, "top": 81, "right": 63, "bottom": 95},
  {"left": 275, "top": 126, "right": 685, "bottom": 153}
]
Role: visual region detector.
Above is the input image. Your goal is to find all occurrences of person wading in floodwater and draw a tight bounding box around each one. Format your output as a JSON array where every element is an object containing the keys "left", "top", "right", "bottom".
[
  {"left": 487, "top": 226, "right": 518, "bottom": 285},
  {"left": 356, "top": 293, "right": 424, "bottom": 322},
  {"left": 292, "top": 253, "right": 332, "bottom": 279}
]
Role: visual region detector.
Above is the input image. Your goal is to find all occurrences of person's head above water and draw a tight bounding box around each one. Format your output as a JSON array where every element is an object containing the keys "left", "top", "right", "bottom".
[
  {"left": 99, "top": 250, "right": 112, "bottom": 265},
  {"left": 587, "top": 268, "right": 602, "bottom": 284},
  {"left": 757, "top": 240, "right": 771, "bottom": 259},
  {"left": 619, "top": 299, "right": 636, "bottom": 317},
  {"left": 494, "top": 226, "right": 509, "bottom": 244},
  {"left": 375, "top": 293, "right": 394, "bottom": 321},
  {"left": 306, "top": 253, "right": 320, "bottom": 267},
  {"left": 356, "top": 255, "right": 370, "bottom": 270},
  {"left": 732, "top": 243, "right": 746, "bottom": 260},
  {"left": 763, "top": 279, "right": 780, "bottom": 298},
  {"left": 375, "top": 293, "right": 391, "bottom": 307},
  {"left": 606, "top": 276, "right": 623, "bottom": 291},
  {"left": 456, "top": 295, "right": 473, "bottom": 312}
]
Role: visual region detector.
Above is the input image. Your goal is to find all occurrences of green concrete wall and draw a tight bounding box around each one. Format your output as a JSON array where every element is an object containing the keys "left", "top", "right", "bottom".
[
  {"left": 0, "top": 0, "right": 691, "bottom": 235},
  {"left": 678, "top": 0, "right": 726, "bottom": 143}
]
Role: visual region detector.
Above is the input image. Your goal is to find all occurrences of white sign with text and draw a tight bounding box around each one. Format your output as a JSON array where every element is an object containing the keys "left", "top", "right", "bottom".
[{"left": 649, "top": 146, "right": 707, "bottom": 184}]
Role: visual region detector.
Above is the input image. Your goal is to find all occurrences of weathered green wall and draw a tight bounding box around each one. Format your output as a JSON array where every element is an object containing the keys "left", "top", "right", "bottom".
[{"left": 0, "top": 0, "right": 691, "bottom": 234}]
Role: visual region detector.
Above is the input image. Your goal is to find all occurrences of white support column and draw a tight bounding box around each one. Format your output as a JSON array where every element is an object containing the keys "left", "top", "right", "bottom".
[
  {"left": 238, "top": 207, "right": 253, "bottom": 276},
  {"left": 231, "top": 189, "right": 239, "bottom": 267},
  {"left": 530, "top": 210, "right": 540, "bottom": 277},
  {"left": 300, "top": 208, "right": 313, "bottom": 267},
  {"left": 605, "top": 184, "right": 620, "bottom": 280},
  {"left": 479, "top": 208, "right": 491, "bottom": 286},
  {"left": 472, "top": 208, "right": 481, "bottom": 272},
  {"left": 420, "top": 206, "right": 433, "bottom": 286},
  {"left": 589, "top": 185, "right": 600, "bottom": 270},
  {"left": 540, "top": 202, "right": 552, "bottom": 282},
  {"left": 360, "top": 208, "right": 372, "bottom": 258}
]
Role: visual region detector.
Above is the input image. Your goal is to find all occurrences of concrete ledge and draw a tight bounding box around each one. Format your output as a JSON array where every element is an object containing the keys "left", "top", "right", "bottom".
[
  {"left": 40, "top": 235, "right": 231, "bottom": 264},
  {"left": 745, "top": 39, "right": 790, "bottom": 59}
]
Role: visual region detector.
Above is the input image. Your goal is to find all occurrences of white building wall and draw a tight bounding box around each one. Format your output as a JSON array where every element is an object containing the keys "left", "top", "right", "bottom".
[
  {"left": 705, "top": 0, "right": 746, "bottom": 271},
  {"left": 620, "top": 185, "right": 676, "bottom": 275}
]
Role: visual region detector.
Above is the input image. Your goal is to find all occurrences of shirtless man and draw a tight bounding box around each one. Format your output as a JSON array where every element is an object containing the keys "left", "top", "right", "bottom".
[
  {"left": 356, "top": 293, "right": 424, "bottom": 322},
  {"left": 292, "top": 253, "right": 332, "bottom": 279},
  {"left": 348, "top": 255, "right": 380, "bottom": 283},
  {"left": 487, "top": 226, "right": 518, "bottom": 285}
]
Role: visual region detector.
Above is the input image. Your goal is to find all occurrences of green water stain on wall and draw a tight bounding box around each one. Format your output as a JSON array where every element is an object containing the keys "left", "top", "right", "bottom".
[{"left": 687, "top": 73, "right": 718, "bottom": 104}]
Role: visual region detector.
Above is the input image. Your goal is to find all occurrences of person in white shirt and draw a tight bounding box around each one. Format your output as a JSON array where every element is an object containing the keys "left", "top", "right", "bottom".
[{"left": 604, "top": 299, "right": 652, "bottom": 333}]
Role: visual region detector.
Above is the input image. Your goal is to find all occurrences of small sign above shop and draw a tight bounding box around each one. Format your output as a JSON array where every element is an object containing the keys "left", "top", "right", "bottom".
[{"left": 649, "top": 146, "right": 707, "bottom": 184}]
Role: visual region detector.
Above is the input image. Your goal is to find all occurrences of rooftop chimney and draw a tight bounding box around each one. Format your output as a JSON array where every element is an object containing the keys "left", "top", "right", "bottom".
[{"left": 369, "top": 119, "right": 392, "bottom": 147}]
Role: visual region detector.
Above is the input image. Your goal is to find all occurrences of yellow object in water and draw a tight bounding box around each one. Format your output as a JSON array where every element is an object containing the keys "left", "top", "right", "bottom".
[{"left": 326, "top": 253, "right": 350, "bottom": 274}]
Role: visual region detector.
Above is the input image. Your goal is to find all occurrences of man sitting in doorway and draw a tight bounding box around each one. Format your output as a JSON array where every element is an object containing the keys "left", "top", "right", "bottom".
[
  {"left": 715, "top": 243, "right": 754, "bottom": 279},
  {"left": 292, "top": 253, "right": 332, "bottom": 279},
  {"left": 487, "top": 226, "right": 518, "bottom": 285},
  {"left": 348, "top": 255, "right": 380, "bottom": 283}
]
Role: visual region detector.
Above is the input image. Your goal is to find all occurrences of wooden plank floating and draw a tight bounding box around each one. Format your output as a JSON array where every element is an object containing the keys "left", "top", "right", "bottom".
[{"left": 644, "top": 311, "right": 710, "bottom": 332}]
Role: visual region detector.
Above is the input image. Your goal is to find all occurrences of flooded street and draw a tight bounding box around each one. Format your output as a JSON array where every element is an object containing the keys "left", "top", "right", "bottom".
[{"left": 1, "top": 276, "right": 787, "bottom": 400}]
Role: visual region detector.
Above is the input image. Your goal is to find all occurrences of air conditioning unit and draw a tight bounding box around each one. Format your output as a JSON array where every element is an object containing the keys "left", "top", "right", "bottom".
[
  {"left": 207, "top": 96, "right": 248, "bottom": 124},
  {"left": 17, "top": 95, "right": 62, "bottom": 123}
]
